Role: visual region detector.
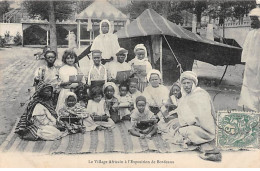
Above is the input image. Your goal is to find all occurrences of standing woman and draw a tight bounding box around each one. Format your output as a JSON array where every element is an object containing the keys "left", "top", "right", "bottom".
[{"left": 90, "top": 19, "right": 120, "bottom": 64}]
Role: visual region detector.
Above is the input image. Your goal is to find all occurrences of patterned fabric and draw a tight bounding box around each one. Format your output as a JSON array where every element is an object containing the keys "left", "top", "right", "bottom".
[
  {"left": 15, "top": 83, "right": 58, "bottom": 140},
  {"left": 2, "top": 121, "right": 198, "bottom": 154}
]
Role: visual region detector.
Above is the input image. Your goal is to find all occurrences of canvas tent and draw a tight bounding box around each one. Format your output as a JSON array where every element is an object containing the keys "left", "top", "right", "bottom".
[{"left": 115, "top": 9, "right": 243, "bottom": 84}]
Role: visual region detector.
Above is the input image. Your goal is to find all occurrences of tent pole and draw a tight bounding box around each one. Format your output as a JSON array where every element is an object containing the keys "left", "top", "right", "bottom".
[
  {"left": 163, "top": 35, "right": 183, "bottom": 73},
  {"left": 219, "top": 65, "right": 228, "bottom": 85},
  {"left": 148, "top": 36, "right": 155, "bottom": 68},
  {"left": 160, "top": 36, "right": 163, "bottom": 81}
]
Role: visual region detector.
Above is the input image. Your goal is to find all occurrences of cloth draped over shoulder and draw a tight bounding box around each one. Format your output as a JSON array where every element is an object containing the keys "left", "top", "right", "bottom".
[
  {"left": 90, "top": 20, "right": 120, "bottom": 60},
  {"left": 15, "top": 83, "right": 58, "bottom": 141},
  {"left": 176, "top": 87, "right": 216, "bottom": 144},
  {"left": 238, "top": 28, "right": 260, "bottom": 112}
]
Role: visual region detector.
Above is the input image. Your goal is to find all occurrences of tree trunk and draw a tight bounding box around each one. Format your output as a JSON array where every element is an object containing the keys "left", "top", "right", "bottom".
[{"left": 48, "top": 1, "right": 57, "bottom": 56}]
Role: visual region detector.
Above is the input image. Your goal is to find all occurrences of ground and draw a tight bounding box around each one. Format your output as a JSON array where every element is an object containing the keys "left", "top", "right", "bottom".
[{"left": 0, "top": 46, "right": 259, "bottom": 166}]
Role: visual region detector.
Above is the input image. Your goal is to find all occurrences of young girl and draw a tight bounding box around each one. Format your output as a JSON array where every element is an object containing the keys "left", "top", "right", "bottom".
[
  {"left": 83, "top": 86, "right": 115, "bottom": 131},
  {"left": 103, "top": 82, "right": 120, "bottom": 123},
  {"left": 129, "top": 44, "right": 152, "bottom": 92},
  {"left": 129, "top": 96, "right": 158, "bottom": 138},
  {"left": 117, "top": 83, "right": 133, "bottom": 121},
  {"left": 56, "top": 49, "right": 85, "bottom": 112},
  {"left": 143, "top": 69, "right": 169, "bottom": 117},
  {"left": 58, "top": 92, "right": 87, "bottom": 134}
]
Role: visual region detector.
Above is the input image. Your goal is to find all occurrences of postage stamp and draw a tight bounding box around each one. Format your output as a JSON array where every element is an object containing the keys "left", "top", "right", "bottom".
[{"left": 216, "top": 111, "right": 260, "bottom": 149}]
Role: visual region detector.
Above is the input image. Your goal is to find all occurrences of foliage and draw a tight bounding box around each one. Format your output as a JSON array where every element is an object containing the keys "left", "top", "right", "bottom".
[
  {"left": 13, "top": 32, "right": 23, "bottom": 46},
  {"left": 0, "top": 1, "right": 10, "bottom": 22},
  {"left": 22, "top": 0, "right": 76, "bottom": 21},
  {"left": 4, "top": 31, "right": 11, "bottom": 44}
]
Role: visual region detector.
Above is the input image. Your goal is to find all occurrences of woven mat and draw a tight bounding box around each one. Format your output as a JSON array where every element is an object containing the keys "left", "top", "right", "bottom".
[{"left": 0, "top": 120, "right": 197, "bottom": 154}]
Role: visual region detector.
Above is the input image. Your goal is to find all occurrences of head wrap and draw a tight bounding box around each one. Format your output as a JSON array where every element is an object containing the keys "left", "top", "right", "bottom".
[
  {"left": 103, "top": 82, "right": 119, "bottom": 97},
  {"left": 99, "top": 19, "right": 113, "bottom": 34},
  {"left": 249, "top": 7, "right": 260, "bottom": 17},
  {"left": 91, "top": 49, "right": 102, "bottom": 57},
  {"left": 34, "top": 81, "right": 53, "bottom": 98},
  {"left": 44, "top": 50, "right": 57, "bottom": 59},
  {"left": 180, "top": 71, "right": 198, "bottom": 86},
  {"left": 171, "top": 81, "right": 181, "bottom": 89},
  {"left": 134, "top": 44, "right": 148, "bottom": 60},
  {"left": 135, "top": 95, "right": 147, "bottom": 104},
  {"left": 116, "top": 48, "right": 128, "bottom": 56},
  {"left": 147, "top": 69, "right": 162, "bottom": 83}
]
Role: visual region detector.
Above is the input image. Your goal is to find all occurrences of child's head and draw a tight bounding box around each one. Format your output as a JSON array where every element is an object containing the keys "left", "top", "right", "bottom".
[
  {"left": 44, "top": 50, "right": 56, "bottom": 65},
  {"left": 62, "top": 49, "right": 78, "bottom": 66},
  {"left": 39, "top": 85, "right": 53, "bottom": 100},
  {"left": 170, "top": 82, "right": 182, "bottom": 99},
  {"left": 92, "top": 50, "right": 102, "bottom": 66},
  {"left": 134, "top": 44, "right": 147, "bottom": 60},
  {"left": 104, "top": 85, "right": 115, "bottom": 99},
  {"left": 119, "top": 83, "right": 128, "bottom": 97},
  {"left": 128, "top": 78, "right": 138, "bottom": 94},
  {"left": 135, "top": 96, "right": 147, "bottom": 113},
  {"left": 116, "top": 48, "right": 128, "bottom": 63},
  {"left": 66, "top": 94, "right": 77, "bottom": 107},
  {"left": 148, "top": 70, "right": 162, "bottom": 88},
  {"left": 100, "top": 20, "right": 110, "bottom": 34},
  {"left": 90, "top": 86, "right": 103, "bottom": 103}
]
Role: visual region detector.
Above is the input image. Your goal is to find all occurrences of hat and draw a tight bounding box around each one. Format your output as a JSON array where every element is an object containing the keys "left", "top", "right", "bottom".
[
  {"left": 180, "top": 71, "right": 198, "bottom": 86},
  {"left": 249, "top": 7, "right": 260, "bottom": 17},
  {"left": 116, "top": 48, "right": 128, "bottom": 56},
  {"left": 135, "top": 95, "right": 146, "bottom": 104},
  {"left": 91, "top": 49, "right": 102, "bottom": 56},
  {"left": 147, "top": 69, "right": 162, "bottom": 82},
  {"left": 44, "top": 50, "right": 57, "bottom": 58}
]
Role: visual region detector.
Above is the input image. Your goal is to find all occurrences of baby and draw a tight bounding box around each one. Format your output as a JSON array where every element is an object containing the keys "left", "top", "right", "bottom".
[
  {"left": 58, "top": 92, "right": 87, "bottom": 134},
  {"left": 129, "top": 96, "right": 158, "bottom": 138}
]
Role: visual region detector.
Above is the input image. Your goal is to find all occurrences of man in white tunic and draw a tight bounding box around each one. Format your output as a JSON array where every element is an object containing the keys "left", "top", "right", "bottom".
[{"left": 238, "top": 7, "right": 260, "bottom": 112}]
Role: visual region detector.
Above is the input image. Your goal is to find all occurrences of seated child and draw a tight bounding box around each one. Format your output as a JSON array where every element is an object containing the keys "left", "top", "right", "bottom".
[
  {"left": 128, "top": 77, "right": 141, "bottom": 110},
  {"left": 129, "top": 96, "right": 158, "bottom": 139},
  {"left": 103, "top": 82, "right": 120, "bottom": 123},
  {"left": 158, "top": 81, "right": 182, "bottom": 133},
  {"left": 58, "top": 92, "right": 88, "bottom": 134},
  {"left": 117, "top": 83, "right": 133, "bottom": 121},
  {"left": 83, "top": 86, "right": 115, "bottom": 131}
]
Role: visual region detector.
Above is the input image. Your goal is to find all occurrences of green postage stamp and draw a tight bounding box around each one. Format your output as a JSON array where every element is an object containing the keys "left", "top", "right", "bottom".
[{"left": 216, "top": 111, "right": 260, "bottom": 149}]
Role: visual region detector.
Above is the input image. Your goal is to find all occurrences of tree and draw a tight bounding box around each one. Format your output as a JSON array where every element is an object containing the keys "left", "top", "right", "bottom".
[
  {"left": 0, "top": 1, "right": 10, "bottom": 22},
  {"left": 23, "top": 0, "right": 77, "bottom": 55}
]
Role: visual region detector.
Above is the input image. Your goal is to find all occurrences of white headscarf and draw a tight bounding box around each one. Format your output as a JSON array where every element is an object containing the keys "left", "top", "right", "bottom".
[
  {"left": 147, "top": 69, "right": 162, "bottom": 83},
  {"left": 103, "top": 82, "right": 119, "bottom": 98},
  {"left": 134, "top": 44, "right": 148, "bottom": 61},
  {"left": 99, "top": 19, "right": 113, "bottom": 35},
  {"left": 116, "top": 47, "right": 128, "bottom": 62},
  {"left": 180, "top": 71, "right": 198, "bottom": 96}
]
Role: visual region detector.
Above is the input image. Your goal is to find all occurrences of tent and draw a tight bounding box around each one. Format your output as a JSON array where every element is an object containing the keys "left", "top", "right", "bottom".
[{"left": 115, "top": 9, "right": 243, "bottom": 84}]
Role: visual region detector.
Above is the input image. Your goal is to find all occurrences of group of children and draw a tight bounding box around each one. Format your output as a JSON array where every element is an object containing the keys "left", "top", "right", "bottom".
[{"left": 34, "top": 43, "right": 183, "bottom": 139}]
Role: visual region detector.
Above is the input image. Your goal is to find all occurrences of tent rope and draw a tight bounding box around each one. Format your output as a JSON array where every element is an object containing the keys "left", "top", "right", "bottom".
[{"left": 163, "top": 35, "right": 183, "bottom": 74}]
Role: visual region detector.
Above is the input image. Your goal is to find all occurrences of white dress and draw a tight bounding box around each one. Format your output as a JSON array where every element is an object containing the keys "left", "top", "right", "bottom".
[
  {"left": 32, "top": 104, "right": 64, "bottom": 140},
  {"left": 56, "top": 65, "right": 83, "bottom": 112},
  {"left": 83, "top": 99, "right": 115, "bottom": 131}
]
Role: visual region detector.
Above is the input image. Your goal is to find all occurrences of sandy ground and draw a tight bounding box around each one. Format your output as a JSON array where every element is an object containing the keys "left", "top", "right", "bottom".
[{"left": 0, "top": 47, "right": 259, "bottom": 167}]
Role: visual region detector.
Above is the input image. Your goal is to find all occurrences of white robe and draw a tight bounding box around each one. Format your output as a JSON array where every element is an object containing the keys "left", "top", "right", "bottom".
[
  {"left": 106, "top": 61, "right": 131, "bottom": 80},
  {"left": 238, "top": 28, "right": 260, "bottom": 112},
  {"left": 143, "top": 85, "right": 169, "bottom": 107}
]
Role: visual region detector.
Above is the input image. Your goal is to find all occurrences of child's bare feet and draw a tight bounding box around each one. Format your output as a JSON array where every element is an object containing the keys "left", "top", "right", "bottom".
[{"left": 146, "top": 134, "right": 152, "bottom": 139}]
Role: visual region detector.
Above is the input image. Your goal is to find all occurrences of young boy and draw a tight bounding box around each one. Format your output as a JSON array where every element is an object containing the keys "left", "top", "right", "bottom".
[
  {"left": 129, "top": 96, "right": 158, "bottom": 138},
  {"left": 128, "top": 78, "right": 141, "bottom": 110}
]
